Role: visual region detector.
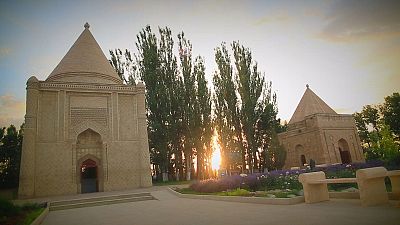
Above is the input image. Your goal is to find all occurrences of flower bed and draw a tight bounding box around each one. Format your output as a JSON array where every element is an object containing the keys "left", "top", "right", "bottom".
[
  {"left": 177, "top": 188, "right": 301, "bottom": 198},
  {"left": 189, "top": 161, "right": 384, "bottom": 193}
]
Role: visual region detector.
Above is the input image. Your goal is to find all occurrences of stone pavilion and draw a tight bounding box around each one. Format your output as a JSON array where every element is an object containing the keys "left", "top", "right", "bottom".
[
  {"left": 18, "top": 23, "right": 152, "bottom": 198},
  {"left": 278, "top": 85, "right": 365, "bottom": 169}
]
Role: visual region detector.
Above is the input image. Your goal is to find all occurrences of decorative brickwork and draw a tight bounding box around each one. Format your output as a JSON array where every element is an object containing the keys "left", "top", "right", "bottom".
[{"left": 18, "top": 24, "right": 152, "bottom": 199}]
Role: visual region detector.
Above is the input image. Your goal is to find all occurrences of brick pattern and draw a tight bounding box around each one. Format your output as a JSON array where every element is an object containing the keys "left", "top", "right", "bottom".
[{"left": 71, "top": 107, "right": 108, "bottom": 127}]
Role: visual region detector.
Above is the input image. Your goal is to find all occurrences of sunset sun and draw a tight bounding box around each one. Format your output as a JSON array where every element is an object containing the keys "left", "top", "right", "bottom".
[{"left": 211, "top": 132, "right": 222, "bottom": 171}]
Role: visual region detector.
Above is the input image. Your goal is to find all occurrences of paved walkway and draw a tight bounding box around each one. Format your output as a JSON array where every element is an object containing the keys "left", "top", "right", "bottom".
[{"left": 41, "top": 187, "right": 399, "bottom": 225}]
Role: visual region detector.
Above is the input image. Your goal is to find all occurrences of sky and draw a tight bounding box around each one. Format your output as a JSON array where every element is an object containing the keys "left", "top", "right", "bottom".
[{"left": 0, "top": 0, "right": 399, "bottom": 128}]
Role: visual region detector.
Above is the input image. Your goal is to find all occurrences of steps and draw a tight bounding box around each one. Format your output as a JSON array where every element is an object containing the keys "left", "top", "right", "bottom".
[{"left": 49, "top": 192, "right": 156, "bottom": 211}]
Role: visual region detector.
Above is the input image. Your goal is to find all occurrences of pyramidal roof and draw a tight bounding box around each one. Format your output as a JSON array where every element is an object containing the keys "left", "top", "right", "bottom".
[
  {"left": 46, "top": 23, "right": 122, "bottom": 84},
  {"left": 289, "top": 85, "right": 337, "bottom": 124}
]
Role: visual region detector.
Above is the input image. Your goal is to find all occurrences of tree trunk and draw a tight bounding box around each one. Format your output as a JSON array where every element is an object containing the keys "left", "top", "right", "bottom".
[
  {"left": 162, "top": 172, "right": 168, "bottom": 182},
  {"left": 185, "top": 152, "right": 191, "bottom": 181},
  {"left": 197, "top": 153, "right": 203, "bottom": 180}
]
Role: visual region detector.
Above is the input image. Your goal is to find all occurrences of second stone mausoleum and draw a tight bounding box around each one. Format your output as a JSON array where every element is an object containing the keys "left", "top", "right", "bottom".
[
  {"left": 18, "top": 23, "right": 152, "bottom": 198},
  {"left": 278, "top": 85, "right": 365, "bottom": 169}
]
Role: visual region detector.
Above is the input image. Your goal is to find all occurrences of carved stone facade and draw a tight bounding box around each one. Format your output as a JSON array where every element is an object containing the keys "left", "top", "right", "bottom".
[
  {"left": 18, "top": 24, "right": 151, "bottom": 198},
  {"left": 278, "top": 86, "right": 365, "bottom": 169}
]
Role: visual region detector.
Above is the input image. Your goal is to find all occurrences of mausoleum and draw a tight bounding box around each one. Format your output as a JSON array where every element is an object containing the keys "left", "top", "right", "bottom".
[
  {"left": 278, "top": 85, "right": 365, "bottom": 169},
  {"left": 18, "top": 23, "right": 152, "bottom": 198}
]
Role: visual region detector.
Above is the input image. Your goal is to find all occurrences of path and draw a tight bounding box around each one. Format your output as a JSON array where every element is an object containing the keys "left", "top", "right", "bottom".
[{"left": 41, "top": 186, "right": 400, "bottom": 225}]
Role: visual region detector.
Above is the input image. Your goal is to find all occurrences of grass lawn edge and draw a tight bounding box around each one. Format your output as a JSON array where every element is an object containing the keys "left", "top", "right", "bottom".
[
  {"left": 29, "top": 203, "right": 49, "bottom": 225},
  {"left": 167, "top": 188, "right": 305, "bottom": 205}
]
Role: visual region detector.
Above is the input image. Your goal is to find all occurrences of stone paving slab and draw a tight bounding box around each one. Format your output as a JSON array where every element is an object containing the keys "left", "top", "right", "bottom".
[
  {"left": 14, "top": 184, "right": 188, "bottom": 205},
  {"left": 42, "top": 188, "right": 400, "bottom": 225}
]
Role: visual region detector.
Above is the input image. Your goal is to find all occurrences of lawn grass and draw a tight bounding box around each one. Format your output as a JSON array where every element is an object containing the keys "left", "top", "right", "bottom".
[
  {"left": 20, "top": 207, "right": 45, "bottom": 225},
  {"left": 153, "top": 180, "right": 192, "bottom": 186},
  {"left": 176, "top": 188, "right": 300, "bottom": 198}
]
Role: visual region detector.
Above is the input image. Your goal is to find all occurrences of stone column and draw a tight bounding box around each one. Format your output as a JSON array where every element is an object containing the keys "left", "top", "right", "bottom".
[
  {"left": 18, "top": 76, "right": 39, "bottom": 198},
  {"left": 137, "top": 83, "right": 152, "bottom": 187}
]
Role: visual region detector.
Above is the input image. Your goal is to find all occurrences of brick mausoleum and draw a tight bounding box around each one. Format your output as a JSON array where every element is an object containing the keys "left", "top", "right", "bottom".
[
  {"left": 18, "top": 23, "right": 152, "bottom": 199},
  {"left": 278, "top": 85, "right": 365, "bottom": 169}
]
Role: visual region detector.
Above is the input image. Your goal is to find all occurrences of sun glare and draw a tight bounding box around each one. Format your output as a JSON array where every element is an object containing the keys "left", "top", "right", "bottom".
[{"left": 211, "top": 132, "right": 222, "bottom": 171}]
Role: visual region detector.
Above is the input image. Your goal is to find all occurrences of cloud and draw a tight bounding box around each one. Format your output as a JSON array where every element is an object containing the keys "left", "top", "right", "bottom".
[
  {"left": 253, "top": 11, "right": 291, "bottom": 26},
  {"left": 0, "top": 48, "right": 12, "bottom": 57},
  {"left": 317, "top": 0, "right": 400, "bottom": 42},
  {"left": 0, "top": 94, "right": 25, "bottom": 128}
]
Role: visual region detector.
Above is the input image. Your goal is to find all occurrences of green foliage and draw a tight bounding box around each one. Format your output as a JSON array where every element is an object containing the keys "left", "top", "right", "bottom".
[
  {"left": 111, "top": 26, "right": 213, "bottom": 181},
  {"left": 213, "top": 43, "right": 244, "bottom": 171},
  {"left": 152, "top": 180, "right": 192, "bottom": 186},
  {"left": 213, "top": 42, "right": 279, "bottom": 173},
  {"left": 0, "top": 198, "right": 44, "bottom": 225},
  {"left": 380, "top": 93, "right": 400, "bottom": 137},
  {"left": 367, "top": 123, "right": 400, "bottom": 164},
  {"left": 259, "top": 174, "right": 302, "bottom": 191},
  {"left": 0, "top": 198, "right": 21, "bottom": 218},
  {"left": 20, "top": 208, "right": 44, "bottom": 225},
  {"left": 353, "top": 93, "right": 400, "bottom": 166},
  {"left": 326, "top": 169, "right": 357, "bottom": 190},
  {"left": 0, "top": 124, "right": 23, "bottom": 189},
  {"left": 262, "top": 131, "right": 286, "bottom": 171},
  {"left": 220, "top": 188, "right": 250, "bottom": 196},
  {"left": 109, "top": 49, "right": 137, "bottom": 85}
]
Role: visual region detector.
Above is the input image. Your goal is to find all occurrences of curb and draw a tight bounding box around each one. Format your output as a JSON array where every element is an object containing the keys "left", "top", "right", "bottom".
[
  {"left": 31, "top": 203, "right": 49, "bottom": 225},
  {"left": 329, "top": 191, "right": 398, "bottom": 200}
]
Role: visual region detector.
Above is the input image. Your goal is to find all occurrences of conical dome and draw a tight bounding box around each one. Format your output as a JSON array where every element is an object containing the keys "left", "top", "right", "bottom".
[
  {"left": 289, "top": 85, "right": 337, "bottom": 124},
  {"left": 46, "top": 23, "right": 122, "bottom": 84}
]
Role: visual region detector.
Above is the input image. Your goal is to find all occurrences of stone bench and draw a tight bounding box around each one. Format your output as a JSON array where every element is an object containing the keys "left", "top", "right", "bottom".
[
  {"left": 299, "top": 167, "right": 388, "bottom": 206},
  {"left": 356, "top": 167, "right": 388, "bottom": 206},
  {"left": 387, "top": 170, "right": 400, "bottom": 198}
]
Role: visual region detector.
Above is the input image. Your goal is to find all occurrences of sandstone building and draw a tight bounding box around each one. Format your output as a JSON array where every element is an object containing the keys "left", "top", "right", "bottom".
[
  {"left": 278, "top": 85, "right": 365, "bottom": 169},
  {"left": 18, "top": 23, "right": 152, "bottom": 198}
]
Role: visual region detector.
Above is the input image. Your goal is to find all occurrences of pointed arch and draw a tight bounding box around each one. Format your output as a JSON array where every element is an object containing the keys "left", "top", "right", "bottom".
[{"left": 338, "top": 138, "right": 352, "bottom": 164}]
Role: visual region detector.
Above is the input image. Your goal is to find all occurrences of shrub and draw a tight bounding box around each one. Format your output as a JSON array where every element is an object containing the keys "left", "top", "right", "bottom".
[{"left": 0, "top": 198, "right": 21, "bottom": 218}]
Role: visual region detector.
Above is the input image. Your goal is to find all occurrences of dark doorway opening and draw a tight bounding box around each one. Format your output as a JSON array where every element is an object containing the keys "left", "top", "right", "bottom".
[
  {"left": 338, "top": 139, "right": 352, "bottom": 164},
  {"left": 81, "top": 159, "right": 98, "bottom": 193},
  {"left": 300, "top": 155, "right": 306, "bottom": 166},
  {"left": 339, "top": 148, "right": 352, "bottom": 164}
]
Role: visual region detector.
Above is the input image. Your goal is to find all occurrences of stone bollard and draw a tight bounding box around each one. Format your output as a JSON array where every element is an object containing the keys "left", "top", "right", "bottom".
[
  {"left": 356, "top": 167, "right": 388, "bottom": 207},
  {"left": 299, "top": 171, "right": 329, "bottom": 203}
]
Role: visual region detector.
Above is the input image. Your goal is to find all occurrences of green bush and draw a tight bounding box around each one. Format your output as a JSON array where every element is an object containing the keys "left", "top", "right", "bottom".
[
  {"left": 259, "top": 174, "right": 302, "bottom": 191},
  {"left": 0, "top": 198, "right": 45, "bottom": 225},
  {"left": 0, "top": 198, "right": 21, "bottom": 217},
  {"left": 326, "top": 169, "right": 357, "bottom": 191}
]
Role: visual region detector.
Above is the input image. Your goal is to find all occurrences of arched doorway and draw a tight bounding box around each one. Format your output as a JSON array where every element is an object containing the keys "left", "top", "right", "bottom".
[
  {"left": 295, "top": 145, "right": 306, "bottom": 166},
  {"left": 300, "top": 155, "right": 306, "bottom": 166},
  {"left": 81, "top": 159, "right": 98, "bottom": 193},
  {"left": 76, "top": 129, "right": 103, "bottom": 193},
  {"left": 338, "top": 139, "right": 352, "bottom": 164}
]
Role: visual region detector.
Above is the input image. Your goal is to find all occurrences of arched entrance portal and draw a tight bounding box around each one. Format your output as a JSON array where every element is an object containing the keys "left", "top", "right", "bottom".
[
  {"left": 338, "top": 139, "right": 352, "bottom": 164},
  {"left": 76, "top": 129, "right": 103, "bottom": 193},
  {"left": 81, "top": 159, "right": 98, "bottom": 193},
  {"left": 295, "top": 145, "right": 306, "bottom": 166}
]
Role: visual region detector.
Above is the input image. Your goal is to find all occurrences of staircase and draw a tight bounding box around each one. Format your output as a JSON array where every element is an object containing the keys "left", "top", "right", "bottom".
[{"left": 49, "top": 192, "right": 155, "bottom": 211}]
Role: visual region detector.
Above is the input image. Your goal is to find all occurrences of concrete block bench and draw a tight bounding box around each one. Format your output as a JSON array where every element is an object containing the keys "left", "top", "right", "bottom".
[
  {"left": 356, "top": 167, "right": 388, "bottom": 206},
  {"left": 387, "top": 170, "right": 400, "bottom": 199},
  {"left": 299, "top": 167, "right": 388, "bottom": 206}
]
